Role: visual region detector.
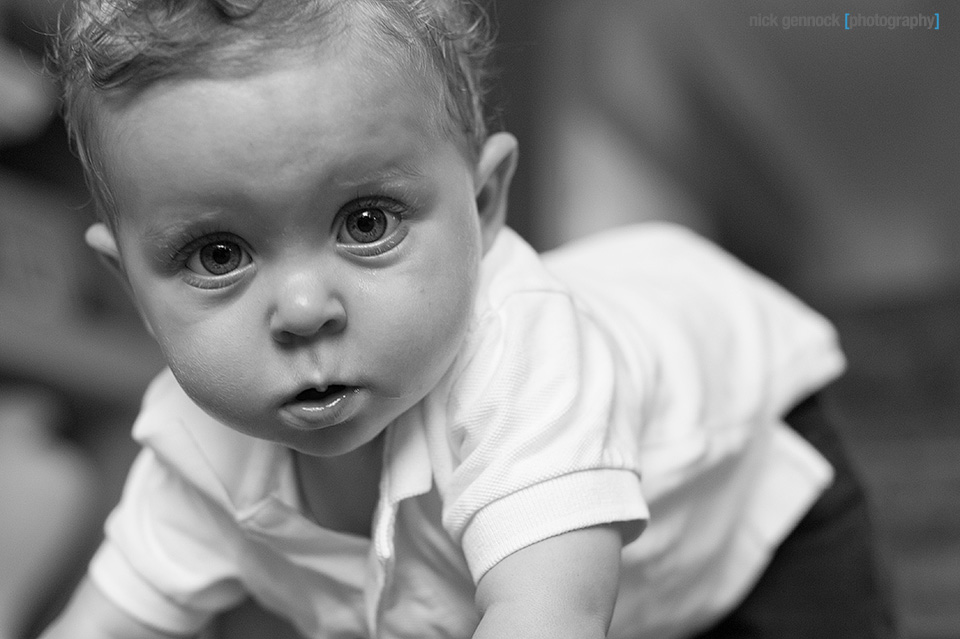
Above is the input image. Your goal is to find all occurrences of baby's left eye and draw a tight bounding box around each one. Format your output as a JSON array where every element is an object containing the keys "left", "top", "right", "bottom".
[
  {"left": 341, "top": 209, "right": 392, "bottom": 244},
  {"left": 336, "top": 199, "right": 407, "bottom": 255}
]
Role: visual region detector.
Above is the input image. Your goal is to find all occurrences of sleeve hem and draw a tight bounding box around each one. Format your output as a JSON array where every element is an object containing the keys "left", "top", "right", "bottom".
[
  {"left": 461, "top": 469, "right": 649, "bottom": 582},
  {"left": 89, "top": 543, "right": 213, "bottom": 636}
]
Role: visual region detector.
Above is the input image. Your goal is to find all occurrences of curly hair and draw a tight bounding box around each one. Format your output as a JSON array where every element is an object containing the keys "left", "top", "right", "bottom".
[{"left": 51, "top": 0, "right": 495, "bottom": 225}]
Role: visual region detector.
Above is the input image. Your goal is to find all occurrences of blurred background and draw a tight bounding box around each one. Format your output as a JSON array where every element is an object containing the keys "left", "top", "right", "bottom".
[{"left": 1, "top": 0, "right": 958, "bottom": 638}]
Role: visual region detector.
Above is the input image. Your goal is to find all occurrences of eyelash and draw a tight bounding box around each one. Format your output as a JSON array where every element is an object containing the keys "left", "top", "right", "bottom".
[
  {"left": 336, "top": 196, "right": 410, "bottom": 256},
  {"left": 340, "top": 195, "right": 408, "bottom": 222},
  {"left": 166, "top": 227, "right": 231, "bottom": 265},
  {"left": 171, "top": 230, "right": 253, "bottom": 289}
]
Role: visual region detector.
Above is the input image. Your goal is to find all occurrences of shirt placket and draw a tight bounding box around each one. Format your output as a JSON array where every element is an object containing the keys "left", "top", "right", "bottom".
[{"left": 364, "top": 414, "right": 433, "bottom": 637}]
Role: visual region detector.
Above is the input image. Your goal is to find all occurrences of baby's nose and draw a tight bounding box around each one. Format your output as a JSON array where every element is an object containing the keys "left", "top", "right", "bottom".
[{"left": 270, "top": 271, "right": 346, "bottom": 343}]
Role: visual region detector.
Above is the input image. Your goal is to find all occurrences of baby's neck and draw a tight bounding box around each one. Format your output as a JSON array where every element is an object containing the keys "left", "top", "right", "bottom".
[{"left": 294, "top": 434, "right": 385, "bottom": 538}]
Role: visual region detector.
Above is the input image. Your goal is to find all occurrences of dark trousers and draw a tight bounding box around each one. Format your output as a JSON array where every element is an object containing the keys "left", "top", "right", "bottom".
[{"left": 690, "top": 395, "right": 901, "bottom": 639}]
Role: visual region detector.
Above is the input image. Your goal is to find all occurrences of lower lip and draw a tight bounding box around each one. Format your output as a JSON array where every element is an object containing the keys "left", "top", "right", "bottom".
[{"left": 278, "top": 387, "right": 363, "bottom": 431}]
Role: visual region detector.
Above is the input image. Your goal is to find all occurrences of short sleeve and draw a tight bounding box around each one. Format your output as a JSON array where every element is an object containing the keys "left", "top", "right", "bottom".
[
  {"left": 433, "top": 290, "right": 649, "bottom": 581},
  {"left": 89, "top": 449, "right": 247, "bottom": 635}
]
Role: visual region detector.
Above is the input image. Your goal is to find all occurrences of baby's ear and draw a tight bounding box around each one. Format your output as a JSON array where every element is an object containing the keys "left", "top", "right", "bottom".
[
  {"left": 85, "top": 222, "right": 156, "bottom": 338},
  {"left": 85, "top": 222, "right": 124, "bottom": 281},
  {"left": 475, "top": 132, "right": 518, "bottom": 254}
]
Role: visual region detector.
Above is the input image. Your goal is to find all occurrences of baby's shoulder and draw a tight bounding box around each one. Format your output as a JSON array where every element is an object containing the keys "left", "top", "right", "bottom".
[
  {"left": 131, "top": 369, "right": 283, "bottom": 508},
  {"left": 477, "top": 227, "right": 571, "bottom": 307}
]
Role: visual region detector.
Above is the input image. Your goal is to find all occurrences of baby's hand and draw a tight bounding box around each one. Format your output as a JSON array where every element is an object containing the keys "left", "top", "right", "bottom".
[{"left": 472, "top": 525, "right": 623, "bottom": 639}]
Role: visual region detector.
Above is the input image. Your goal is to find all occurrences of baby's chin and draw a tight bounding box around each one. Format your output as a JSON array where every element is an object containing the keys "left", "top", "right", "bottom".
[{"left": 195, "top": 390, "right": 398, "bottom": 454}]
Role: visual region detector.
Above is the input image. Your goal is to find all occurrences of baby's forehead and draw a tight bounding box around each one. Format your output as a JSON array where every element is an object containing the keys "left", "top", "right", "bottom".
[
  {"left": 191, "top": 7, "right": 451, "bottom": 125},
  {"left": 93, "top": 8, "right": 452, "bottom": 136},
  {"left": 199, "top": 6, "right": 435, "bottom": 85},
  {"left": 91, "top": 15, "right": 463, "bottom": 186}
]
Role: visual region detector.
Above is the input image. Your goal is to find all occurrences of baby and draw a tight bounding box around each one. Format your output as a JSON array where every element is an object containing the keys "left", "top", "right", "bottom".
[{"left": 42, "top": 0, "right": 895, "bottom": 638}]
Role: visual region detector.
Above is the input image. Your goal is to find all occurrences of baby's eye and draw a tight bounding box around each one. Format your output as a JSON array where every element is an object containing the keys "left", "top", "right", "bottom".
[
  {"left": 341, "top": 209, "right": 392, "bottom": 244},
  {"left": 336, "top": 199, "right": 408, "bottom": 256},
  {"left": 185, "top": 239, "right": 252, "bottom": 277}
]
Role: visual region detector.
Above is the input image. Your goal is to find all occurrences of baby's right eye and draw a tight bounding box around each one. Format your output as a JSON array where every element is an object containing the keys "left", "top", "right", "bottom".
[
  {"left": 187, "top": 240, "right": 248, "bottom": 275},
  {"left": 180, "top": 235, "right": 254, "bottom": 288}
]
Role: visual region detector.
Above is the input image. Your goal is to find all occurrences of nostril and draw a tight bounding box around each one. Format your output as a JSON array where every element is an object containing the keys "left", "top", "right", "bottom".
[
  {"left": 320, "top": 315, "right": 346, "bottom": 333},
  {"left": 270, "top": 295, "right": 347, "bottom": 341}
]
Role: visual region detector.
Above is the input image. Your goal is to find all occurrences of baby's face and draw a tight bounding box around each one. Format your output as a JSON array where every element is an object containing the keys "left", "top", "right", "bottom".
[{"left": 96, "top": 36, "right": 510, "bottom": 457}]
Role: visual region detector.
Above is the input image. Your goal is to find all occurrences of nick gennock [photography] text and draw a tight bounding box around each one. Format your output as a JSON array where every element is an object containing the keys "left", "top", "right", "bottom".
[{"left": 749, "top": 12, "right": 940, "bottom": 30}]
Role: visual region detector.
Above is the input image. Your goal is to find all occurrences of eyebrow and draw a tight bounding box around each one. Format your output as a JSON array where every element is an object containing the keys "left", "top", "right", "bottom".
[
  {"left": 140, "top": 209, "right": 226, "bottom": 259},
  {"left": 330, "top": 159, "right": 430, "bottom": 191}
]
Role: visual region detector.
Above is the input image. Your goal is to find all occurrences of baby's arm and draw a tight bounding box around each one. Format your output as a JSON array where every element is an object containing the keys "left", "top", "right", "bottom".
[
  {"left": 473, "top": 524, "right": 623, "bottom": 639},
  {"left": 40, "top": 577, "right": 188, "bottom": 639}
]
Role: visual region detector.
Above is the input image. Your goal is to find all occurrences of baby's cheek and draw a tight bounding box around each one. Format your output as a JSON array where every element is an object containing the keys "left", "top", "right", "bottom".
[
  {"left": 391, "top": 284, "right": 473, "bottom": 389},
  {"left": 160, "top": 332, "right": 260, "bottom": 422}
]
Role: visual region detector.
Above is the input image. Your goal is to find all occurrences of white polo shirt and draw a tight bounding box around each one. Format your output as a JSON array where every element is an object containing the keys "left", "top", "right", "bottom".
[{"left": 90, "top": 224, "right": 844, "bottom": 639}]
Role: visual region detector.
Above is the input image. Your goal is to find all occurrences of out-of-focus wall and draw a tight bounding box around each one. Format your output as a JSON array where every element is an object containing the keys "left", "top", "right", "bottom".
[
  {"left": 496, "top": 0, "right": 959, "bottom": 306},
  {"left": 0, "top": 0, "right": 164, "bottom": 402}
]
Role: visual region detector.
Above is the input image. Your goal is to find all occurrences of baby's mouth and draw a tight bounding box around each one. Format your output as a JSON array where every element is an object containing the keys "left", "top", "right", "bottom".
[
  {"left": 279, "top": 384, "right": 362, "bottom": 430},
  {"left": 294, "top": 385, "right": 349, "bottom": 404}
]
